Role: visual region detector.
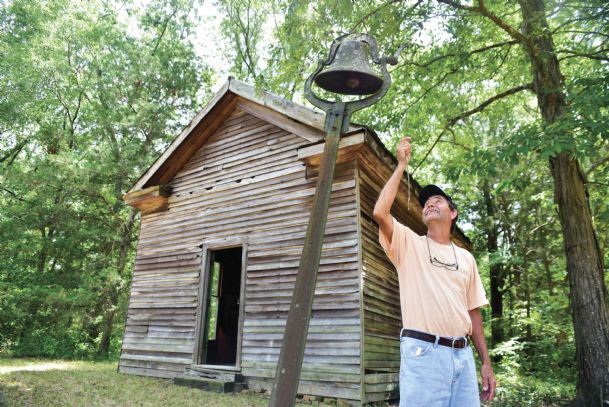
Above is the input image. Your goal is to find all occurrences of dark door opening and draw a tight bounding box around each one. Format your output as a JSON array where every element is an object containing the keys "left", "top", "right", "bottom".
[{"left": 199, "top": 246, "right": 242, "bottom": 366}]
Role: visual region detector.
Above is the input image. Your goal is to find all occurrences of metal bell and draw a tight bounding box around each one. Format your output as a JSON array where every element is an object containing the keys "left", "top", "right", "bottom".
[{"left": 315, "top": 39, "right": 384, "bottom": 95}]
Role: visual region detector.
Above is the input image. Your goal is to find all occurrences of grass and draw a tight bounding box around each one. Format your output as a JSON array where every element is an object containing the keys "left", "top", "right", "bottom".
[
  {"left": 490, "top": 370, "right": 575, "bottom": 407},
  {"left": 0, "top": 357, "right": 575, "bottom": 406},
  {"left": 0, "top": 358, "right": 269, "bottom": 407}
]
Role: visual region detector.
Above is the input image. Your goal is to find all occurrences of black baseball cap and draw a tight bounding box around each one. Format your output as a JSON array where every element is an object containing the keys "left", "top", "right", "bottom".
[{"left": 418, "top": 184, "right": 455, "bottom": 207}]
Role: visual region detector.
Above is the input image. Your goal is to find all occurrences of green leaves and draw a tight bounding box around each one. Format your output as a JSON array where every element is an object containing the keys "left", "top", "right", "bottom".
[{"left": 0, "top": 0, "right": 211, "bottom": 358}]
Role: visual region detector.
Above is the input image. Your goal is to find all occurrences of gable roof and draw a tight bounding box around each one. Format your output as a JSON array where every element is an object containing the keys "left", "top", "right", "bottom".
[
  {"left": 126, "top": 78, "right": 471, "bottom": 248},
  {"left": 128, "top": 78, "right": 329, "bottom": 193}
]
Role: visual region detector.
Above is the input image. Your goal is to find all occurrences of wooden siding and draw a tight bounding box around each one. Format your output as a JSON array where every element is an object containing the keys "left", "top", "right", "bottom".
[
  {"left": 357, "top": 147, "right": 426, "bottom": 403},
  {"left": 120, "top": 106, "right": 362, "bottom": 400}
]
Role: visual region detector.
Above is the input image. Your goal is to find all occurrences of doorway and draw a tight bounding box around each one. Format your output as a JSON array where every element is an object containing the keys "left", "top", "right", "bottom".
[{"left": 198, "top": 246, "right": 243, "bottom": 366}]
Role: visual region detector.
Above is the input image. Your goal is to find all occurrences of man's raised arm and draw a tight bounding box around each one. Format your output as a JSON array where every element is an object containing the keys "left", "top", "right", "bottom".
[{"left": 373, "top": 137, "right": 411, "bottom": 244}]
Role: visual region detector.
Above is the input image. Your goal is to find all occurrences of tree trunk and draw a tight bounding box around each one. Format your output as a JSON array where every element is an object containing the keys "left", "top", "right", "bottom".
[
  {"left": 550, "top": 153, "right": 609, "bottom": 405},
  {"left": 483, "top": 183, "right": 505, "bottom": 345},
  {"left": 523, "top": 248, "right": 532, "bottom": 343},
  {"left": 37, "top": 227, "right": 49, "bottom": 274},
  {"left": 498, "top": 195, "right": 517, "bottom": 338},
  {"left": 99, "top": 308, "right": 116, "bottom": 355},
  {"left": 98, "top": 208, "right": 137, "bottom": 354},
  {"left": 543, "top": 250, "right": 554, "bottom": 296},
  {"left": 519, "top": 0, "right": 609, "bottom": 403}
]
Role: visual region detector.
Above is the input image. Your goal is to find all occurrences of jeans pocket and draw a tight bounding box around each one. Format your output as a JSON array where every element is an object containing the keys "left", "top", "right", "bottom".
[{"left": 401, "top": 338, "right": 434, "bottom": 358}]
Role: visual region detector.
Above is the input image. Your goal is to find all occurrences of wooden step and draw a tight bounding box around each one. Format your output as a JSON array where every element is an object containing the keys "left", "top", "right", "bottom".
[
  {"left": 174, "top": 375, "right": 235, "bottom": 393},
  {"left": 184, "top": 366, "right": 236, "bottom": 382}
]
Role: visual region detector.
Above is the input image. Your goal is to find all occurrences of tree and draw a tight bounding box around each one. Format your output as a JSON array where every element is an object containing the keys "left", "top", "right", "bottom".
[{"left": 0, "top": 0, "right": 211, "bottom": 357}]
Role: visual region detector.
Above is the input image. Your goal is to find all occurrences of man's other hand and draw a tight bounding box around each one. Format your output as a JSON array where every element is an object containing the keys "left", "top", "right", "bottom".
[{"left": 480, "top": 362, "right": 496, "bottom": 401}]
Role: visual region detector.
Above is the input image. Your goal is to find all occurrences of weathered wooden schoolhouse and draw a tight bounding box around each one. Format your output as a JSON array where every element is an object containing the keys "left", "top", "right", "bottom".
[{"left": 120, "top": 78, "right": 471, "bottom": 405}]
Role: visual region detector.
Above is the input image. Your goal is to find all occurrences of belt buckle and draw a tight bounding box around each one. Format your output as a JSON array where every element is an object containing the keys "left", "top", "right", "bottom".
[{"left": 452, "top": 337, "right": 466, "bottom": 348}]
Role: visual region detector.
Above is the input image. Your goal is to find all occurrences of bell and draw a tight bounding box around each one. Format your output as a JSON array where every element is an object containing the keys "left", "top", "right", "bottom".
[{"left": 315, "top": 39, "right": 384, "bottom": 95}]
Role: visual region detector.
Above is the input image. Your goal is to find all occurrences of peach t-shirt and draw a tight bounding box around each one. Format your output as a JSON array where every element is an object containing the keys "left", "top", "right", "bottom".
[{"left": 380, "top": 217, "right": 488, "bottom": 336}]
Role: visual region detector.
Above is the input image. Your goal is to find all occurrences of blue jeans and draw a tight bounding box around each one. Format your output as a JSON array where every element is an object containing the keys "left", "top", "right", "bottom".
[{"left": 399, "top": 330, "right": 480, "bottom": 407}]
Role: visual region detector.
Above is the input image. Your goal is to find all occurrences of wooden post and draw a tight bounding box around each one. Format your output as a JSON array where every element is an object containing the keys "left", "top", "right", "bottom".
[{"left": 269, "top": 102, "right": 347, "bottom": 407}]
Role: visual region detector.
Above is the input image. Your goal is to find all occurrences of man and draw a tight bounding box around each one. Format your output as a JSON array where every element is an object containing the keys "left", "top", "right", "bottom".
[{"left": 373, "top": 137, "right": 496, "bottom": 406}]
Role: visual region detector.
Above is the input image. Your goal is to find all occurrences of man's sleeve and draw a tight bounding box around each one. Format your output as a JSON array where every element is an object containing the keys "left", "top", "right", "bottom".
[
  {"left": 379, "top": 217, "right": 407, "bottom": 267},
  {"left": 467, "top": 257, "right": 490, "bottom": 310}
]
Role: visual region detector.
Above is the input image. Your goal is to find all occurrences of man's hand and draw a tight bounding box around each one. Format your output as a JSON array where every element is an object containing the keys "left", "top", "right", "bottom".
[
  {"left": 373, "top": 136, "right": 412, "bottom": 242},
  {"left": 468, "top": 308, "right": 496, "bottom": 402},
  {"left": 396, "top": 137, "right": 411, "bottom": 166},
  {"left": 480, "top": 362, "right": 496, "bottom": 401}
]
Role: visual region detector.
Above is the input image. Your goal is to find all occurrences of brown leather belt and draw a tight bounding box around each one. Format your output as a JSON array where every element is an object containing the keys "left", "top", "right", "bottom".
[{"left": 401, "top": 329, "right": 468, "bottom": 349}]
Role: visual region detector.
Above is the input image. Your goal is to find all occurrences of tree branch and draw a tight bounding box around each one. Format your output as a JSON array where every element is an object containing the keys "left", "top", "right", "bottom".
[
  {"left": 558, "top": 48, "right": 609, "bottom": 62},
  {"left": 229, "top": 0, "right": 264, "bottom": 84},
  {"left": 404, "top": 67, "right": 459, "bottom": 111},
  {"left": 491, "top": 41, "right": 513, "bottom": 79},
  {"left": 397, "top": 40, "right": 518, "bottom": 111},
  {"left": 587, "top": 181, "right": 609, "bottom": 188},
  {"left": 350, "top": 0, "right": 417, "bottom": 33},
  {"left": 448, "top": 83, "right": 534, "bottom": 126},
  {"left": 411, "top": 129, "right": 447, "bottom": 175},
  {"left": 243, "top": 0, "right": 260, "bottom": 81},
  {"left": 436, "top": 0, "right": 479, "bottom": 12},
  {"left": 406, "top": 40, "right": 518, "bottom": 69},
  {"left": 412, "top": 83, "right": 533, "bottom": 173},
  {"left": 553, "top": 29, "right": 609, "bottom": 40},
  {"left": 439, "top": 132, "right": 473, "bottom": 151},
  {"left": 151, "top": 6, "right": 179, "bottom": 56},
  {"left": 550, "top": 6, "right": 609, "bottom": 35},
  {"left": 437, "top": 0, "right": 538, "bottom": 63},
  {"left": 0, "top": 183, "right": 26, "bottom": 202},
  {"left": 586, "top": 155, "right": 609, "bottom": 176},
  {"left": 0, "top": 140, "right": 27, "bottom": 164}
]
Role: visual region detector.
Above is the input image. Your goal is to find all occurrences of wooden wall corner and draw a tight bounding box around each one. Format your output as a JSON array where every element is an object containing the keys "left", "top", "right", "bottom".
[
  {"left": 298, "top": 131, "right": 367, "bottom": 168},
  {"left": 123, "top": 185, "right": 173, "bottom": 214}
]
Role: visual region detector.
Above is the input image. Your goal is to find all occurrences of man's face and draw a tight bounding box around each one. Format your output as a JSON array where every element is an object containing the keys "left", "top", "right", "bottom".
[{"left": 422, "top": 195, "right": 456, "bottom": 227}]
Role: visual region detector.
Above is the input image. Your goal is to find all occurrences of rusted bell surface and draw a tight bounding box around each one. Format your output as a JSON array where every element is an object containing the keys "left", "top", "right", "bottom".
[{"left": 315, "top": 39, "right": 384, "bottom": 95}]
